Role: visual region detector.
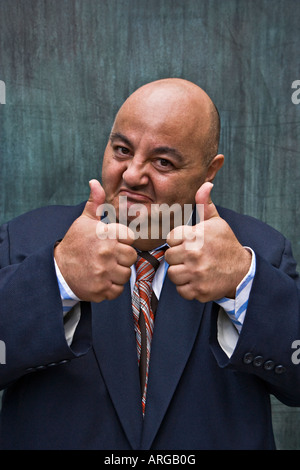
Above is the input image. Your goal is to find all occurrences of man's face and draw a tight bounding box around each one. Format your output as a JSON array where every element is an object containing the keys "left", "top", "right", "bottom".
[{"left": 101, "top": 86, "right": 216, "bottom": 248}]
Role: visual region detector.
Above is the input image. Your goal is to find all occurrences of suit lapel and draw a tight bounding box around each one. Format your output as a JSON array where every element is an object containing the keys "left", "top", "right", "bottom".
[
  {"left": 92, "top": 275, "right": 206, "bottom": 450},
  {"left": 91, "top": 283, "right": 143, "bottom": 449},
  {"left": 140, "top": 275, "right": 206, "bottom": 449}
]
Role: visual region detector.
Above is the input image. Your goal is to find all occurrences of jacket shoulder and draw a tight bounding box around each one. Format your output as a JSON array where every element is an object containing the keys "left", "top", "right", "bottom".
[
  {"left": 3, "top": 202, "right": 86, "bottom": 261},
  {"left": 8, "top": 202, "right": 85, "bottom": 231},
  {"left": 217, "top": 205, "right": 287, "bottom": 264}
]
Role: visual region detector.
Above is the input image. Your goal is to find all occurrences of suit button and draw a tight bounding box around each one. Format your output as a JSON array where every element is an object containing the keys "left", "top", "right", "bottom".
[
  {"left": 253, "top": 356, "right": 264, "bottom": 367},
  {"left": 243, "top": 352, "right": 254, "bottom": 364},
  {"left": 275, "top": 365, "right": 286, "bottom": 374},
  {"left": 263, "top": 360, "right": 275, "bottom": 371}
]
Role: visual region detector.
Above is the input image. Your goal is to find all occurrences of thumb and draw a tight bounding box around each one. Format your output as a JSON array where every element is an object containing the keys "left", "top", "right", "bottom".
[
  {"left": 82, "top": 179, "right": 106, "bottom": 219},
  {"left": 195, "top": 182, "right": 219, "bottom": 221}
]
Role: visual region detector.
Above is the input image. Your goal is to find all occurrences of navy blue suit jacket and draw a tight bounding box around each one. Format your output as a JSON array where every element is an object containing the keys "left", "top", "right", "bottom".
[{"left": 0, "top": 202, "right": 299, "bottom": 449}]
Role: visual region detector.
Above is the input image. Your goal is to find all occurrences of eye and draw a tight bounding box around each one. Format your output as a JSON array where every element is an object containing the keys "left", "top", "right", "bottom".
[
  {"left": 154, "top": 158, "right": 175, "bottom": 170},
  {"left": 118, "top": 146, "right": 130, "bottom": 155},
  {"left": 114, "top": 146, "right": 131, "bottom": 158}
]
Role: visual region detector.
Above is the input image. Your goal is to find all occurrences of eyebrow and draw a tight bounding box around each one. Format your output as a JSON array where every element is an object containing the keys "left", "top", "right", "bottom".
[
  {"left": 110, "top": 132, "right": 184, "bottom": 163},
  {"left": 152, "top": 146, "right": 184, "bottom": 163},
  {"left": 110, "top": 132, "right": 132, "bottom": 148}
]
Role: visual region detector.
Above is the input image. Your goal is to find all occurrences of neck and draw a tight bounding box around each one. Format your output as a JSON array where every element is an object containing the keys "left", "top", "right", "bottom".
[{"left": 133, "top": 237, "right": 167, "bottom": 251}]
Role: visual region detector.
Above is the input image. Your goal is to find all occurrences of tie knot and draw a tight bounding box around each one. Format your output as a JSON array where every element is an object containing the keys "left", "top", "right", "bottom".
[{"left": 135, "top": 248, "right": 165, "bottom": 284}]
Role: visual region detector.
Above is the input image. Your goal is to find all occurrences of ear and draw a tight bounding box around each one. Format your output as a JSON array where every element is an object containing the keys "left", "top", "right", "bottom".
[{"left": 205, "top": 154, "right": 224, "bottom": 182}]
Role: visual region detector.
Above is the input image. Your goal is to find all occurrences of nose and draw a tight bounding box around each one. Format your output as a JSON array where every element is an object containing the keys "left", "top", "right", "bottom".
[{"left": 122, "top": 158, "right": 149, "bottom": 188}]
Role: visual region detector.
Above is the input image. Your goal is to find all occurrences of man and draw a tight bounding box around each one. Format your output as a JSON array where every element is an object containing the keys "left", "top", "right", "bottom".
[{"left": 0, "top": 78, "right": 299, "bottom": 449}]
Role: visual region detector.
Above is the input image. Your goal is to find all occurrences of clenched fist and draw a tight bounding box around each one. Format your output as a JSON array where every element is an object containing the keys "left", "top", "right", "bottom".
[
  {"left": 54, "top": 179, "right": 137, "bottom": 302},
  {"left": 165, "top": 182, "right": 252, "bottom": 303}
]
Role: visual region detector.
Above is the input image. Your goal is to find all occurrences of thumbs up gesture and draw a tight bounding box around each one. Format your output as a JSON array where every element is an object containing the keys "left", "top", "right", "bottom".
[
  {"left": 165, "top": 182, "right": 252, "bottom": 302},
  {"left": 54, "top": 179, "right": 137, "bottom": 302}
]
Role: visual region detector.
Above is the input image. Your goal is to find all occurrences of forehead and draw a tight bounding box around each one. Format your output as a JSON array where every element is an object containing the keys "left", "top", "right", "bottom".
[{"left": 112, "top": 90, "right": 208, "bottom": 155}]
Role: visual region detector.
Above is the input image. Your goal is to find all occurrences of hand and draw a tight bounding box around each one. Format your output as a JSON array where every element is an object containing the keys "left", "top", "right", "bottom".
[
  {"left": 165, "top": 182, "right": 252, "bottom": 302},
  {"left": 54, "top": 179, "right": 137, "bottom": 302}
]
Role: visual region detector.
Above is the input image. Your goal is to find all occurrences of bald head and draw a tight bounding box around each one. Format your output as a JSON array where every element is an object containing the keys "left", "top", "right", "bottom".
[{"left": 115, "top": 78, "right": 220, "bottom": 166}]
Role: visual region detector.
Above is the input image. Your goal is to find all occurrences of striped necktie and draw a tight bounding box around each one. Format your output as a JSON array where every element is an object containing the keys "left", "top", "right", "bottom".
[{"left": 132, "top": 248, "right": 165, "bottom": 415}]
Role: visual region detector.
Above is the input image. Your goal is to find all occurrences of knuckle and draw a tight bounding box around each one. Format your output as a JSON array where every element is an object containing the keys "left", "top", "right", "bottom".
[
  {"left": 177, "top": 286, "right": 194, "bottom": 301},
  {"left": 105, "top": 285, "right": 124, "bottom": 300},
  {"left": 167, "top": 266, "right": 177, "bottom": 282},
  {"left": 127, "top": 246, "right": 138, "bottom": 263},
  {"left": 124, "top": 267, "right": 132, "bottom": 282}
]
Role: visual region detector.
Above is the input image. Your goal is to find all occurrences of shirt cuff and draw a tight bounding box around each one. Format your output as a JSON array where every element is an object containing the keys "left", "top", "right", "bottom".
[
  {"left": 54, "top": 258, "right": 80, "bottom": 316},
  {"left": 215, "top": 247, "right": 256, "bottom": 333}
]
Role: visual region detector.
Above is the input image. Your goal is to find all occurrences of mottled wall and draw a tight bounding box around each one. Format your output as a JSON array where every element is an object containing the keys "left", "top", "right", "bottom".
[{"left": 0, "top": 0, "right": 300, "bottom": 449}]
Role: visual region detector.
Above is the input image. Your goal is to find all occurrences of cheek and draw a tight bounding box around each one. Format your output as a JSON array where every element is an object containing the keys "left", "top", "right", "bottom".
[
  {"left": 179, "top": 175, "right": 206, "bottom": 205},
  {"left": 102, "top": 154, "right": 123, "bottom": 194},
  {"left": 154, "top": 175, "right": 199, "bottom": 206}
]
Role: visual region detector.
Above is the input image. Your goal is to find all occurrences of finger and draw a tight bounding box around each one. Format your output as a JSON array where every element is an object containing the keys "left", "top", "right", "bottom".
[
  {"left": 99, "top": 283, "right": 126, "bottom": 302},
  {"left": 117, "top": 224, "right": 136, "bottom": 245},
  {"left": 115, "top": 244, "right": 137, "bottom": 267},
  {"left": 174, "top": 283, "right": 196, "bottom": 301},
  {"left": 110, "top": 265, "right": 132, "bottom": 285},
  {"left": 82, "top": 179, "right": 106, "bottom": 220},
  {"left": 195, "top": 182, "right": 219, "bottom": 221},
  {"left": 166, "top": 225, "right": 195, "bottom": 247},
  {"left": 167, "top": 264, "right": 191, "bottom": 286},
  {"left": 165, "top": 244, "right": 186, "bottom": 266},
  {"left": 96, "top": 222, "right": 136, "bottom": 245}
]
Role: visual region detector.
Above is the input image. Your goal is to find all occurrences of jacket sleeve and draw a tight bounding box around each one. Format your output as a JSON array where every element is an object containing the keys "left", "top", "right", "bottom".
[
  {"left": 210, "top": 236, "right": 300, "bottom": 406},
  {"left": 0, "top": 222, "right": 92, "bottom": 390}
]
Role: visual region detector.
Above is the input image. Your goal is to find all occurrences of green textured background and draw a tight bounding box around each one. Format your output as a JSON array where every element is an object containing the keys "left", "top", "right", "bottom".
[{"left": 0, "top": 0, "right": 300, "bottom": 449}]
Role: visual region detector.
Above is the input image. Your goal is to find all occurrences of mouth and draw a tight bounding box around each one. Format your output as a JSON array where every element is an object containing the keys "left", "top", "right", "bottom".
[{"left": 118, "top": 189, "right": 153, "bottom": 204}]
